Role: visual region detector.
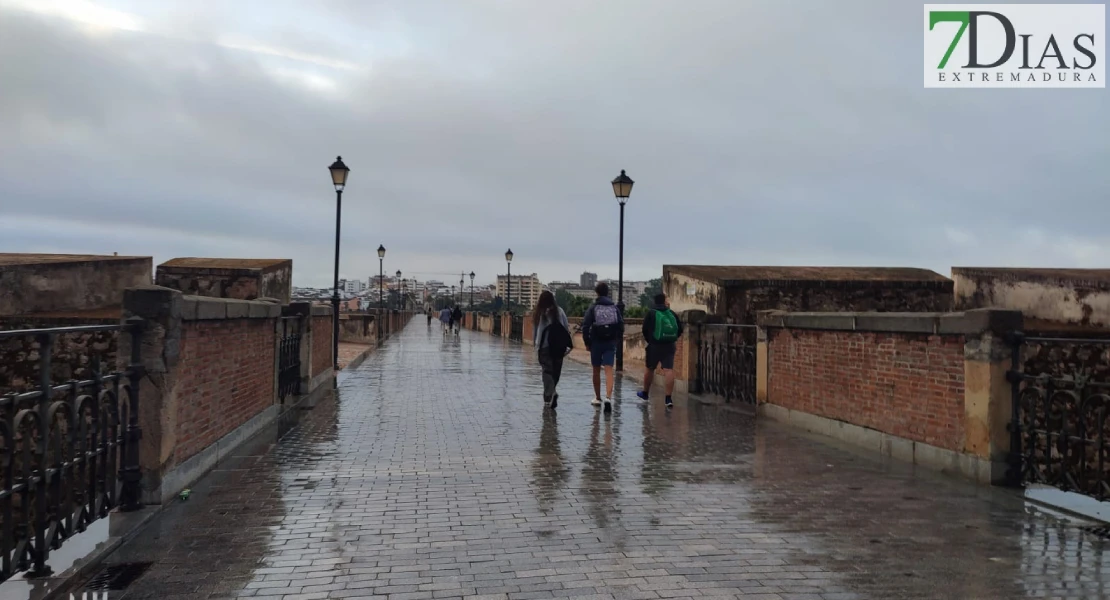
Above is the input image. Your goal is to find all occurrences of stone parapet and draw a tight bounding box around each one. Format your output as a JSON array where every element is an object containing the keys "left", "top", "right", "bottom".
[
  {"left": 756, "top": 309, "right": 1021, "bottom": 336},
  {"left": 758, "top": 308, "right": 1022, "bottom": 485},
  {"left": 182, "top": 296, "right": 282, "bottom": 321}
]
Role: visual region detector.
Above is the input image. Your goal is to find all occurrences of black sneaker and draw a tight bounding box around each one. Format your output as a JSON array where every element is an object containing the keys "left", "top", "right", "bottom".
[
  {"left": 665, "top": 396, "right": 673, "bottom": 408},
  {"left": 550, "top": 394, "right": 558, "bottom": 409},
  {"left": 603, "top": 398, "right": 613, "bottom": 413}
]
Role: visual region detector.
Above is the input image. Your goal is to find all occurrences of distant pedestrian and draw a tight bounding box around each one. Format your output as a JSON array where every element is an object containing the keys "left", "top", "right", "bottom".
[
  {"left": 637, "top": 293, "right": 684, "bottom": 408},
  {"left": 439, "top": 306, "right": 452, "bottom": 335},
  {"left": 581, "top": 282, "right": 623, "bottom": 413},
  {"left": 532, "top": 291, "right": 572, "bottom": 410},
  {"left": 451, "top": 305, "right": 463, "bottom": 335}
]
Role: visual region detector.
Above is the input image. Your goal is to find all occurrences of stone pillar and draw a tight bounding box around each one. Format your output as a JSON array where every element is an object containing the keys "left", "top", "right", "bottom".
[
  {"left": 962, "top": 315, "right": 1021, "bottom": 484},
  {"left": 120, "top": 285, "right": 184, "bottom": 505},
  {"left": 680, "top": 310, "right": 706, "bottom": 388},
  {"left": 756, "top": 326, "right": 769, "bottom": 404}
]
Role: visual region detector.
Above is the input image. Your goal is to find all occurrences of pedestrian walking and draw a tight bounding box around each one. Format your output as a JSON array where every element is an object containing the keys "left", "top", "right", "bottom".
[
  {"left": 532, "top": 290, "right": 572, "bottom": 410},
  {"left": 637, "top": 293, "right": 684, "bottom": 408},
  {"left": 581, "top": 282, "right": 623, "bottom": 413},
  {"left": 451, "top": 305, "right": 463, "bottom": 335},
  {"left": 439, "top": 305, "right": 452, "bottom": 335}
]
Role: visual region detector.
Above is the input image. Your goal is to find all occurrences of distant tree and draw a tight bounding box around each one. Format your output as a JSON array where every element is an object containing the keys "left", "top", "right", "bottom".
[
  {"left": 554, "top": 289, "right": 575, "bottom": 313},
  {"left": 624, "top": 305, "right": 649, "bottom": 319},
  {"left": 638, "top": 277, "right": 664, "bottom": 308}
]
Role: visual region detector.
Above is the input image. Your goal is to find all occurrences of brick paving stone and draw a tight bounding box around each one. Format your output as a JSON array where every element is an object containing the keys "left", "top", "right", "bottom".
[{"left": 80, "top": 324, "right": 1110, "bottom": 600}]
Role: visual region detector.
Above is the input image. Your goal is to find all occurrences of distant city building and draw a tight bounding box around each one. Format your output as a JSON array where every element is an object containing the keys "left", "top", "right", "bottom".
[
  {"left": 497, "top": 273, "right": 543, "bottom": 308},
  {"left": 580, "top": 271, "right": 598, "bottom": 289},
  {"left": 344, "top": 279, "right": 367, "bottom": 294},
  {"left": 600, "top": 279, "right": 638, "bottom": 302}
]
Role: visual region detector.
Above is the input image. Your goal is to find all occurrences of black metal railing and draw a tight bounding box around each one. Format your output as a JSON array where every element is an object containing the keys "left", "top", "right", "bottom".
[
  {"left": 0, "top": 319, "right": 145, "bottom": 584},
  {"left": 695, "top": 324, "right": 757, "bottom": 405},
  {"left": 278, "top": 317, "right": 302, "bottom": 400},
  {"left": 509, "top": 315, "right": 524, "bottom": 342},
  {"left": 492, "top": 314, "right": 503, "bottom": 337},
  {"left": 1007, "top": 332, "right": 1110, "bottom": 499}
]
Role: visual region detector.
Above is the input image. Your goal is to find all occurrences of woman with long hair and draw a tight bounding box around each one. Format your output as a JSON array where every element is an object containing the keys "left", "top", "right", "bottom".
[{"left": 532, "top": 290, "right": 572, "bottom": 409}]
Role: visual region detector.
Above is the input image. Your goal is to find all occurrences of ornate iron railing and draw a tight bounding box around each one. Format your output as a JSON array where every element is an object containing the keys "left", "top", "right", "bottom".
[
  {"left": 510, "top": 315, "right": 524, "bottom": 342},
  {"left": 695, "top": 324, "right": 757, "bottom": 405},
  {"left": 1008, "top": 332, "right": 1110, "bottom": 499},
  {"left": 0, "top": 319, "right": 145, "bottom": 584},
  {"left": 278, "top": 317, "right": 302, "bottom": 400}
]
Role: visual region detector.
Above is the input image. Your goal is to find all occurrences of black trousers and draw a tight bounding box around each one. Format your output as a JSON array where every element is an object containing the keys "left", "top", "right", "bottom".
[{"left": 538, "top": 351, "right": 564, "bottom": 401}]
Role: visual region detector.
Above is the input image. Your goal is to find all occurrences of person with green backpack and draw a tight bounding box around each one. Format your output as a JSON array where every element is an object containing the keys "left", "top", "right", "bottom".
[{"left": 636, "top": 293, "right": 684, "bottom": 408}]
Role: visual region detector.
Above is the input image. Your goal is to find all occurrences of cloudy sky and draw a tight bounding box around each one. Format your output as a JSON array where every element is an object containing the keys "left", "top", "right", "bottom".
[{"left": 0, "top": 0, "right": 1106, "bottom": 288}]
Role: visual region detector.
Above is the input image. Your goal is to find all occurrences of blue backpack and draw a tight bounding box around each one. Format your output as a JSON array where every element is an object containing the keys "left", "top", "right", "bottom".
[{"left": 590, "top": 304, "right": 620, "bottom": 342}]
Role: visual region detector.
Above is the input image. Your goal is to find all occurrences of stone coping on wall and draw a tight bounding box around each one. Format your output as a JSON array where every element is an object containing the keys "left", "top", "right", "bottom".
[
  {"left": 339, "top": 313, "right": 375, "bottom": 321},
  {"left": 182, "top": 295, "right": 282, "bottom": 320},
  {"left": 756, "top": 308, "right": 1021, "bottom": 336},
  {"left": 952, "top": 266, "right": 1110, "bottom": 290}
]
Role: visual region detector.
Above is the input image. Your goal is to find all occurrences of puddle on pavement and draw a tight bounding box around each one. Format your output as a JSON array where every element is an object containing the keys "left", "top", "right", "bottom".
[
  {"left": 0, "top": 519, "right": 109, "bottom": 600},
  {"left": 1025, "top": 484, "right": 1110, "bottom": 523}
]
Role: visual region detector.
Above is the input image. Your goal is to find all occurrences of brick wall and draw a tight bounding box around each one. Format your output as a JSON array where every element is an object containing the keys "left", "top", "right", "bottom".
[
  {"left": 767, "top": 328, "right": 966, "bottom": 451},
  {"left": 523, "top": 314, "right": 534, "bottom": 344},
  {"left": 312, "top": 315, "right": 332, "bottom": 376},
  {"left": 174, "top": 318, "right": 275, "bottom": 463}
]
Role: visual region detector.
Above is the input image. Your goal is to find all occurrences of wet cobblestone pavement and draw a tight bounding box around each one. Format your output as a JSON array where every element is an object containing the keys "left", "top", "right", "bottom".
[{"left": 93, "top": 324, "right": 1110, "bottom": 599}]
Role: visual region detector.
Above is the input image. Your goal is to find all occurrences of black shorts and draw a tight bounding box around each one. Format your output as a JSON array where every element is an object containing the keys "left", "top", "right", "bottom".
[{"left": 646, "top": 343, "right": 676, "bottom": 370}]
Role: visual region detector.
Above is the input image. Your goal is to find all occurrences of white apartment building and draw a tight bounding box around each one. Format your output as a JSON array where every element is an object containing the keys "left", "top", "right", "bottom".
[
  {"left": 344, "top": 279, "right": 367, "bottom": 294},
  {"left": 497, "top": 273, "right": 543, "bottom": 308}
]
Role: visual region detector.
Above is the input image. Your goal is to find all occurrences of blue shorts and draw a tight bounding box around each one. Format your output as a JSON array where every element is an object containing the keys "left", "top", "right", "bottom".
[{"left": 589, "top": 340, "right": 617, "bottom": 367}]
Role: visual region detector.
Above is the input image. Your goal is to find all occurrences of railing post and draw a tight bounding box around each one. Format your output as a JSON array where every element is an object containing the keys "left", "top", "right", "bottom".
[
  {"left": 30, "top": 333, "right": 54, "bottom": 577},
  {"left": 119, "top": 316, "right": 145, "bottom": 512}
]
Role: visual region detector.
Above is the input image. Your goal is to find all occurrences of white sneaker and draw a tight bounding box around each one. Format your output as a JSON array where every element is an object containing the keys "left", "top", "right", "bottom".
[{"left": 591, "top": 397, "right": 602, "bottom": 407}]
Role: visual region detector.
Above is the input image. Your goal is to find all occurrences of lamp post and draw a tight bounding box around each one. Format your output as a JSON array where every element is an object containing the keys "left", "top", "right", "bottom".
[
  {"left": 611, "top": 169, "right": 633, "bottom": 371},
  {"left": 469, "top": 272, "right": 475, "bottom": 307},
  {"left": 395, "top": 270, "right": 402, "bottom": 310},
  {"left": 328, "top": 156, "right": 350, "bottom": 379},
  {"left": 377, "top": 244, "right": 385, "bottom": 338},
  {"left": 505, "top": 249, "right": 514, "bottom": 313}
]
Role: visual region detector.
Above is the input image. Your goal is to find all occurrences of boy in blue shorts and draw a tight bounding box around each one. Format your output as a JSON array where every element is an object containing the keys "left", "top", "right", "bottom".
[{"left": 581, "top": 282, "right": 623, "bottom": 413}]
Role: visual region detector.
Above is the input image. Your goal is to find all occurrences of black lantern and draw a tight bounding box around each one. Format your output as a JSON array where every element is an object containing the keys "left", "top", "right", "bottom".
[
  {"left": 611, "top": 169, "right": 633, "bottom": 202},
  {"left": 329, "top": 156, "right": 350, "bottom": 191}
]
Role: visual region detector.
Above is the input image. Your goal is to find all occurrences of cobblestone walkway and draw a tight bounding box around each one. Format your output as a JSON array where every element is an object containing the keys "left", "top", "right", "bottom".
[{"left": 94, "top": 324, "right": 1110, "bottom": 599}]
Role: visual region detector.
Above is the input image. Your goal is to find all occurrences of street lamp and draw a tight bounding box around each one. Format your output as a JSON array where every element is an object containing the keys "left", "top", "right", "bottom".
[
  {"left": 469, "top": 271, "right": 475, "bottom": 307},
  {"left": 328, "top": 156, "right": 350, "bottom": 379},
  {"left": 377, "top": 244, "right": 385, "bottom": 337},
  {"left": 505, "top": 249, "right": 513, "bottom": 313},
  {"left": 395, "top": 270, "right": 402, "bottom": 310},
  {"left": 611, "top": 169, "right": 633, "bottom": 371}
]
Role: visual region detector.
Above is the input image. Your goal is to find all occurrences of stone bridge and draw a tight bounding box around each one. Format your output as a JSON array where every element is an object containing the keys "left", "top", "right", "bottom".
[{"left": 64, "top": 322, "right": 1110, "bottom": 600}]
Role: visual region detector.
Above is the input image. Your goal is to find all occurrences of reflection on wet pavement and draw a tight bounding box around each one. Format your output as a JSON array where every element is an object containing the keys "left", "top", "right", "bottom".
[{"left": 86, "top": 323, "right": 1110, "bottom": 599}]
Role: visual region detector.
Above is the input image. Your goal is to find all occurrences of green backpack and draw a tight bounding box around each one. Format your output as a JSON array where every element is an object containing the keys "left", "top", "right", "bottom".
[{"left": 652, "top": 309, "right": 679, "bottom": 343}]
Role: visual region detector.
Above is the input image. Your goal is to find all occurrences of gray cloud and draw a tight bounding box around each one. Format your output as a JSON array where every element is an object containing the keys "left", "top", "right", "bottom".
[{"left": 0, "top": 0, "right": 1106, "bottom": 288}]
